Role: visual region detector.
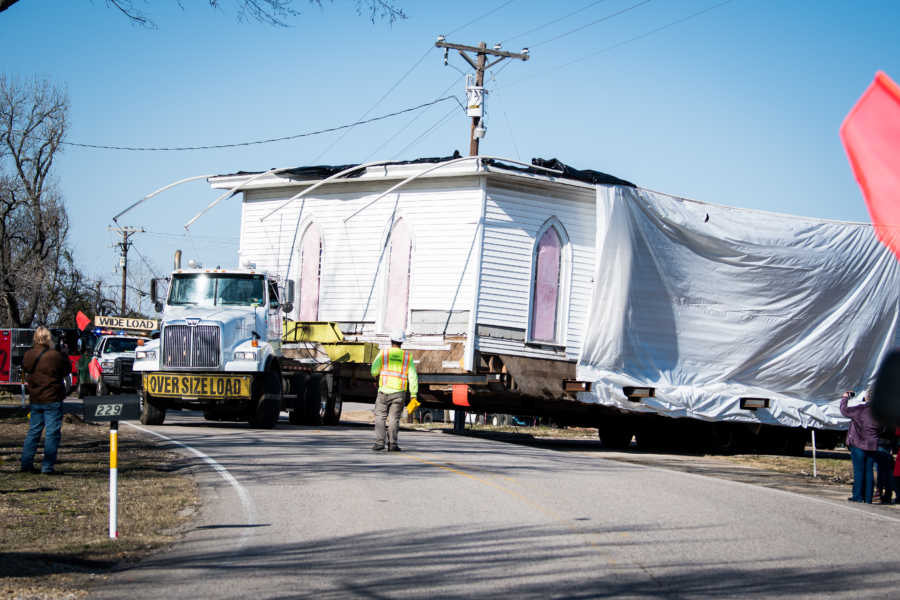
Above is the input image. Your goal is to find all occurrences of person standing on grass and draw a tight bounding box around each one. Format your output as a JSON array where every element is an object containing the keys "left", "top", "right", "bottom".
[
  {"left": 840, "top": 390, "right": 880, "bottom": 503},
  {"left": 20, "top": 326, "right": 70, "bottom": 475}
]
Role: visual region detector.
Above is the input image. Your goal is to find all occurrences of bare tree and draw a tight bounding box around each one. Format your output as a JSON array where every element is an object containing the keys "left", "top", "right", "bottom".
[
  {"left": 0, "top": 75, "right": 76, "bottom": 328},
  {"left": 0, "top": 1, "right": 405, "bottom": 27}
]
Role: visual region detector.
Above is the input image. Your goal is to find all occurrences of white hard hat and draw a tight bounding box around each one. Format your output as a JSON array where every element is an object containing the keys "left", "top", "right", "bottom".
[{"left": 390, "top": 330, "right": 406, "bottom": 343}]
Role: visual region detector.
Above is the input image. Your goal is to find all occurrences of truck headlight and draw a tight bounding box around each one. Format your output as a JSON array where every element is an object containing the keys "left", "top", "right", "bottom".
[
  {"left": 233, "top": 351, "right": 258, "bottom": 361},
  {"left": 135, "top": 350, "right": 157, "bottom": 360},
  {"left": 100, "top": 360, "right": 115, "bottom": 373}
]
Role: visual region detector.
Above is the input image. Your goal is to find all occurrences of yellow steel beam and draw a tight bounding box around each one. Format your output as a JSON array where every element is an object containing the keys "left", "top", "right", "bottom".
[
  {"left": 283, "top": 321, "right": 344, "bottom": 343},
  {"left": 322, "top": 342, "right": 379, "bottom": 364}
]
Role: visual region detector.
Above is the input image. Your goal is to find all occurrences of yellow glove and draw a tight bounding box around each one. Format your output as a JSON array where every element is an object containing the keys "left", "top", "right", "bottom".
[{"left": 406, "top": 397, "right": 420, "bottom": 414}]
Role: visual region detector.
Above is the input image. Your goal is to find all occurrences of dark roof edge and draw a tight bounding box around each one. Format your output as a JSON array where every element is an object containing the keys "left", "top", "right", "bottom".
[
  {"left": 214, "top": 152, "right": 635, "bottom": 188},
  {"left": 485, "top": 157, "right": 636, "bottom": 188}
]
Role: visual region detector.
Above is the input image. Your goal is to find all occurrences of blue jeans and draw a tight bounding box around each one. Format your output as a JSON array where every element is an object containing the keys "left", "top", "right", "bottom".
[
  {"left": 849, "top": 445, "right": 875, "bottom": 503},
  {"left": 21, "top": 401, "right": 63, "bottom": 473},
  {"left": 875, "top": 447, "right": 894, "bottom": 501}
]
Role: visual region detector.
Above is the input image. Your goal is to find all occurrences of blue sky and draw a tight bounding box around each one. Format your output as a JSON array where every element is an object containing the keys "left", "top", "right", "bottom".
[{"left": 2, "top": 0, "right": 898, "bottom": 312}]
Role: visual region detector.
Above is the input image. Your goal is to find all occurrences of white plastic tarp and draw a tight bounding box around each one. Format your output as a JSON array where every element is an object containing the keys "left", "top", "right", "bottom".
[{"left": 577, "top": 185, "right": 900, "bottom": 429}]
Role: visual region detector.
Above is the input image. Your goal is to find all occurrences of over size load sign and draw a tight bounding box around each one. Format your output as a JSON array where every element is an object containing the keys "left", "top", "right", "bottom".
[{"left": 144, "top": 373, "right": 253, "bottom": 399}]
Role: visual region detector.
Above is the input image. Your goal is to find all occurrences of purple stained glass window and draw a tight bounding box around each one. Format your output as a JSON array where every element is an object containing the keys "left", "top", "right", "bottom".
[
  {"left": 531, "top": 227, "right": 562, "bottom": 342},
  {"left": 298, "top": 225, "right": 322, "bottom": 321}
]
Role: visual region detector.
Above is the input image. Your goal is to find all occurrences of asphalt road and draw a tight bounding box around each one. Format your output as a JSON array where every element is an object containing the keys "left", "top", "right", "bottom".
[{"left": 90, "top": 402, "right": 900, "bottom": 599}]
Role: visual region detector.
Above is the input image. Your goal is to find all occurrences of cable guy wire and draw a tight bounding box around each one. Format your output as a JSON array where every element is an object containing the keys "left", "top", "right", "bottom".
[{"left": 61, "top": 96, "right": 459, "bottom": 152}]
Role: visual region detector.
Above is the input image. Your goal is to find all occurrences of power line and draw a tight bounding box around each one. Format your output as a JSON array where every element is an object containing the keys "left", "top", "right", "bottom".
[
  {"left": 530, "top": 0, "right": 653, "bottom": 49},
  {"left": 496, "top": 0, "right": 735, "bottom": 92},
  {"left": 501, "top": 0, "right": 612, "bottom": 45},
  {"left": 364, "top": 74, "right": 465, "bottom": 162},
  {"left": 59, "top": 96, "right": 459, "bottom": 152},
  {"left": 392, "top": 104, "right": 460, "bottom": 160},
  {"left": 310, "top": 46, "right": 436, "bottom": 163},
  {"left": 447, "top": 0, "right": 519, "bottom": 36}
]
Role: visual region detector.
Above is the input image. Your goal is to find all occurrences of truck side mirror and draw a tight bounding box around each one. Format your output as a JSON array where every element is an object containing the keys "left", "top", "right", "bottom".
[
  {"left": 150, "top": 278, "right": 158, "bottom": 303},
  {"left": 282, "top": 302, "right": 293, "bottom": 314},
  {"left": 285, "top": 280, "right": 295, "bottom": 303}
]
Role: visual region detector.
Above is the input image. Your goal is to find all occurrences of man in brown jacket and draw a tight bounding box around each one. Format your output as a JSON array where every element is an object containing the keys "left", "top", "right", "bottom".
[{"left": 20, "top": 326, "right": 70, "bottom": 474}]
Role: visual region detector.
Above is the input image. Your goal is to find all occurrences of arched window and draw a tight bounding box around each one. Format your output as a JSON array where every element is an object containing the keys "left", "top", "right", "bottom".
[
  {"left": 529, "top": 223, "right": 566, "bottom": 343},
  {"left": 382, "top": 219, "right": 412, "bottom": 333},
  {"left": 297, "top": 223, "right": 322, "bottom": 321}
]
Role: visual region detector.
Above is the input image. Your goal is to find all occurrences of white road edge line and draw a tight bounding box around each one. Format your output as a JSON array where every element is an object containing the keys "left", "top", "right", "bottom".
[{"left": 124, "top": 422, "right": 258, "bottom": 547}]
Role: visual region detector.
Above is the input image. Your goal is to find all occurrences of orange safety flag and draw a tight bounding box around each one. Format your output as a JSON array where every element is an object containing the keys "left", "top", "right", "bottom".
[
  {"left": 452, "top": 384, "right": 470, "bottom": 407},
  {"left": 76, "top": 310, "right": 91, "bottom": 331},
  {"left": 88, "top": 358, "right": 101, "bottom": 383},
  {"left": 840, "top": 71, "right": 900, "bottom": 261}
]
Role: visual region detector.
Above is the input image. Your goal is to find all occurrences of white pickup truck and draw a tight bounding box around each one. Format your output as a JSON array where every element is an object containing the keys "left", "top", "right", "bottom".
[{"left": 94, "top": 334, "right": 150, "bottom": 395}]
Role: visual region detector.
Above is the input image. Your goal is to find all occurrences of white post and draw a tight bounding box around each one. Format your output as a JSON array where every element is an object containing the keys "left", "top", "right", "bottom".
[
  {"left": 109, "top": 421, "right": 119, "bottom": 539},
  {"left": 811, "top": 429, "right": 817, "bottom": 478}
]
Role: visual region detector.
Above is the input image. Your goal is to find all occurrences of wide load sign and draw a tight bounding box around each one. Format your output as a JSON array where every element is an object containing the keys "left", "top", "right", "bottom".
[{"left": 94, "top": 315, "right": 159, "bottom": 331}]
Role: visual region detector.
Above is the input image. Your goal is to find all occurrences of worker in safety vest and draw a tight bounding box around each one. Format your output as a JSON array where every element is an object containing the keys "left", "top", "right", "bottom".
[{"left": 370, "top": 330, "right": 418, "bottom": 451}]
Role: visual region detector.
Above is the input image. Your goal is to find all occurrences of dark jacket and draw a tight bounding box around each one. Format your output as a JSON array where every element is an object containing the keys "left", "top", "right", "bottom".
[
  {"left": 840, "top": 395, "right": 880, "bottom": 451},
  {"left": 23, "top": 344, "right": 69, "bottom": 404}
]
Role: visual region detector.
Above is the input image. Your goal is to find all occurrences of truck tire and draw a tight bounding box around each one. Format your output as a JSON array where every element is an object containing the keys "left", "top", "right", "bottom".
[
  {"left": 322, "top": 376, "right": 342, "bottom": 426},
  {"left": 249, "top": 365, "right": 282, "bottom": 429},
  {"left": 300, "top": 374, "right": 324, "bottom": 426},
  {"left": 140, "top": 390, "right": 166, "bottom": 425},
  {"left": 77, "top": 382, "right": 87, "bottom": 399},
  {"left": 97, "top": 376, "right": 108, "bottom": 396}
]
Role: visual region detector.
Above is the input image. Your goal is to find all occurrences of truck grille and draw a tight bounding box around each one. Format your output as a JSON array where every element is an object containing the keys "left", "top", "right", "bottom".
[{"left": 163, "top": 325, "right": 221, "bottom": 368}]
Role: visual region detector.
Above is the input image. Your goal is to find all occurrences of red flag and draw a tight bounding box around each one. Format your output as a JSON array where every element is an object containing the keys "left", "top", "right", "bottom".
[
  {"left": 89, "top": 358, "right": 101, "bottom": 383},
  {"left": 840, "top": 71, "right": 900, "bottom": 260},
  {"left": 76, "top": 310, "right": 91, "bottom": 331}
]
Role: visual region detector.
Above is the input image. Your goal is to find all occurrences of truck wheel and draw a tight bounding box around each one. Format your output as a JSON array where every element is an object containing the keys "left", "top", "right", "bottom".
[
  {"left": 322, "top": 376, "right": 342, "bottom": 426},
  {"left": 77, "top": 382, "right": 87, "bottom": 399},
  {"left": 140, "top": 390, "right": 166, "bottom": 425},
  {"left": 300, "top": 374, "right": 324, "bottom": 426},
  {"left": 249, "top": 365, "right": 282, "bottom": 429},
  {"left": 422, "top": 411, "right": 434, "bottom": 424},
  {"left": 97, "top": 377, "right": 108, "bottom": 396}
]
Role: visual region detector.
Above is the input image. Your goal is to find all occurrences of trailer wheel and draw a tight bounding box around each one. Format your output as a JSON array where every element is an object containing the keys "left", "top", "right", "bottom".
[
  {"left": 322, "top": 376, "right": 342, "bottom": 426},
  {"left": 422, "top": 410, "right": 434, "bottom": 424},
  {"left": 140, "top": 390, "right": 166, "bottom": 425},
  {"left": 249, "top": 365, "right": 282, "bottom": 429},
  {"left": 597, "top": 416, "right": 634, "bottom": 450}
]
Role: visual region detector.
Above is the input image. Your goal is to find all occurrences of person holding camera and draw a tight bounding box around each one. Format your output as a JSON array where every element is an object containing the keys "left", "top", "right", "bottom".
[
  {"left": 840, "top": 390, "right": 880, "bottom": 503},
  {"left": 20, "top": 326, "right": 70, "bottom": 475}
]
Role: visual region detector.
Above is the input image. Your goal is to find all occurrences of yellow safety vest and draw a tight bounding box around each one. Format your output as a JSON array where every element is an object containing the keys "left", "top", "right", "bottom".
[{"left": 372, "top": 348, "right": 418, "bottom": 395}]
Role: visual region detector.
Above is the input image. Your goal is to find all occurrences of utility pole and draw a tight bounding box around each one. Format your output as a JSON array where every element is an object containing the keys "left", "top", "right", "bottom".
[
  {"left": 435, "top": 37, "right": 529, "bottom": 156},
  {"left": 108, "top": 226, "right": 144, "bottom": 314}
]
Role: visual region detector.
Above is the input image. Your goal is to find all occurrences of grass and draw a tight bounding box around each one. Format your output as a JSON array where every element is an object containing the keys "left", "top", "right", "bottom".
[{"left": 0, "top": 408, "right": 199, "bottom": 599}]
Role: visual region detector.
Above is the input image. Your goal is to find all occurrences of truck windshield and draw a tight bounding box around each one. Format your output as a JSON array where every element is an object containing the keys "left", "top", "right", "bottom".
[
  {"left": 168, "top": 274, "right": 266, "bottom": 307},
  {"left": 104, "top": 338, "right": 143, "bottom": 353}
]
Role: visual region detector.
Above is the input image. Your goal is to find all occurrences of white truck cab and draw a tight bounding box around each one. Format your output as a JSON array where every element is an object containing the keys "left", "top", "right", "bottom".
[{"left": 133, "top": 264, "right": 295, "bottom": 428}]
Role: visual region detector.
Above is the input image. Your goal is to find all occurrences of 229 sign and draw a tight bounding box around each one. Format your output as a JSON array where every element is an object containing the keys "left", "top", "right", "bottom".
[{"left": 95, "top": 403, "right": 123, "bottom": 417}]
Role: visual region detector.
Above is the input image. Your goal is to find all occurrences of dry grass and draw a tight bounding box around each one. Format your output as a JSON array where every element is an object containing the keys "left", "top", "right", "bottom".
[
  {"left": 0, "top": 408, "right": 199, "bottom": 599},
  {"left": 721, "top": 451, "right": 854, "bottom": 485}
]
